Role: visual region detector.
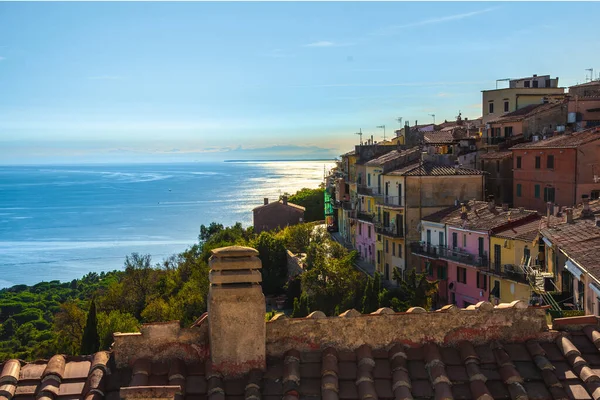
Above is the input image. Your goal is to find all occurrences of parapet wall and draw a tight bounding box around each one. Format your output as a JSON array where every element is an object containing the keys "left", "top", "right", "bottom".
[
  {"left": 265, "top": 302, "right": 551, "bottom": 357},
  {"left": 112, "top": 320, "right": 209, "bottom": 368}
]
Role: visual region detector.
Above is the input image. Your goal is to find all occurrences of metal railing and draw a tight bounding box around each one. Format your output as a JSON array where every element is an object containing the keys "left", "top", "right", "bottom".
[
  {"left": 410, "top": 242, "right": 440, "bottom": 258},
  {"left": 357, "top": 212, "right": 375, "bottom": 223},
  {"left": 438, "top": 246, "right": 488, "bottom": 268},
  {"left": 375, "top": 224, "right": 404, "bottom": 238},
  {"left": 380, "top": 195, "right": 404, "bottom": 208}
]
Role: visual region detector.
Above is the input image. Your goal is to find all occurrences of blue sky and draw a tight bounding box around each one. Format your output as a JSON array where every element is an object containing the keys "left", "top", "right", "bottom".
[{"left": 1, "top": 1, "right": 599, "bottom": 164}]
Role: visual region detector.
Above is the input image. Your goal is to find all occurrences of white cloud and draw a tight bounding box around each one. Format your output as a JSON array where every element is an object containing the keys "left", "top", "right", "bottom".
[
  {"left": 303, "top": 41, "right": 336, "bottom": 48},
  {"left": 371, "top": 7, "right": 497, "bottom": 35},
  {"left": 0, "top": 57, "right": 5, "bottom": 61}
]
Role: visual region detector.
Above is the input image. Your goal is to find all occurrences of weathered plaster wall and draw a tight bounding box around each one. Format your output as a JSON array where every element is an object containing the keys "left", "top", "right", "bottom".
[
  {"left": 112, "top": 321, "right": 209, "bottom": 368},
  {"left": 265, "top": 304, "right": 550, "bottom": 357}
]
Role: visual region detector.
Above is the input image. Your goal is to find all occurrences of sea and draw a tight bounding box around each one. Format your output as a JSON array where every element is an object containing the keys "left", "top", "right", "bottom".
[{"left": 0, "top": 161, "right": 335, "bottom": 288}]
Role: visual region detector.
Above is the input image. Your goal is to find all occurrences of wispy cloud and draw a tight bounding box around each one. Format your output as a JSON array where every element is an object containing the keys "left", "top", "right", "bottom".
[
  {"left": 297, "top": 80, "right": 487, "bottom": 89},
  {"left": 302, "top": 41, "right": 354, "bottom": 48},
  {"left": 87, "top": 75, "right": 123, "bottom": 81},
  {"left": 0, "top": 57, "right": 5, "bottom": 61},
  {"left": 371, "top": 7, "right": 497, "bottom": 36}
]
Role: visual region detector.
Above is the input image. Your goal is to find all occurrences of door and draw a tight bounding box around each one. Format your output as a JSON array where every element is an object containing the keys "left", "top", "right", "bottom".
[
  {"left": 426, "top": 229, "right": 432, "bottom": 245},
  {"left": 494, "top": 244, "right": 501, "bottom": 274},
  {"left": 385, "top": 182, "right": 389, "bottom": 197},
  {"left": 439, "top": 232, "right": 444, "bottom": 247},
  {"left": 396, "top": 214, "right": 403, "bottom": 236},
  {"left": 478, "top": 237, "right": 485, "bottom": 257}
]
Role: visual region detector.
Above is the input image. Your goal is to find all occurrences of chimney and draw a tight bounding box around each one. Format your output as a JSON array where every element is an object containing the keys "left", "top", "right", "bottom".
[
  {"left": 502, "top": 203, "right": 509, "bottom": 212},
  {"left": 546, "top": 202, "right": 554, "bottom": 217},
  {"left": 415, "top": 120, "right": 418, "bottom": 127},
  {"left": 460, "top": 202, "right": 468, "bottom": 220},
  {"left": 582, "top": 194, "right": 593, "bottom": 218},
  {"left": 487, "top": 195, "right": 495, "bottom": 211},
  {"left": 264, "top": 198, "right": 269, "bottom": 205},
  {"left": 208, "top": 246, "right": 266, "bottom": 376},
  {"left": 566, "top": 208, "right": 574, "bottom": 224},
  {"left": 282, "top": 195, "right": 288, "bottom": 205}
]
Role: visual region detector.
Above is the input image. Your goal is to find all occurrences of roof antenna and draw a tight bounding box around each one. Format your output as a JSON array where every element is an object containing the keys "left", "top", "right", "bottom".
[
  {"left": 586, "top": 68, "right": 594, "bottom": 82},
  {"left": 355, "top": 129, "right": 363, "bottom": 145}
]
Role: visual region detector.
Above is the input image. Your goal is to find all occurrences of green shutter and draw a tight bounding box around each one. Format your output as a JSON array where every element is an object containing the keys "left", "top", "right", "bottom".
[{"left": 534, "top": 185, "right": 540, "bottom": 198}]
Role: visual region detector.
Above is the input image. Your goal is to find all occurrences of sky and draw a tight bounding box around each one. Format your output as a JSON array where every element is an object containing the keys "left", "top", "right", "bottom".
[{"left": 1, "top": 1, "right": 600, "bottom": 164}]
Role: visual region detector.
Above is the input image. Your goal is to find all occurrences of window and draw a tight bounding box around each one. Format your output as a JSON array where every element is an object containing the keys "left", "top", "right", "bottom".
[
  {"left": 504, "top": 126, "right": 513, "bottom": 137},
  {"left": 463, "top": 234, "right": 467, "bottom": 248},
  {"left": 547, "top": 155, "right": 554, "bottom": 169},
  {"left": 533, "top": 80, "right": 539, "bottom": 88},
  {"left": 358, "top": 223, "right": 362, "bottom": 235},
  {"left": 535, "top": 156, "right": 541, "bottom": 169},
  {"left": 592, "top": 190, "right": 600, "bottom": 200},
  {"left": 457, "top": 267, "right": 467, "bottom": 284},
  {"left": 398, "top": 244, "right": 402, "bottom": 258},
  {"left": 367, "top": 174, "right": 371, "bottom": 186},
  {"left": 488, "top": 102, "right": 494, "bottom": 114},
  {"left": 439, "top": 232, "right": 444, "bottom": 246},
  {"left": 437, "top": 265, "right": 447, "bottom": 280},
  {"left": 524, "top": 81, "right": 530, "bottom": 88},
  {"left": 385, "top": 239, "right": 389, "bottom": 254},
  {"left": 504, "top": 101, "right": 509, "bottom": 112},
  {"left": 544, "top": 187, "right": 556, "bottom": 203},
  {"left": 392, "top": 242, "right": 396, "bottom": 256},
  {"left": 452, "top": 232, "right": 458, "bottom": 249},
  {"left": 476, "top": 272, "right": 487, "bottom": 290},
  {"left": 377, "top": 250, "right": 380, "bottom": 264},
  {"left": 368, "top": 225, "right": 371, "bottom": 239},
  {"left": 426, "top": 229, "right": 432, "bottom": 244},
  {"left": 534, "top": 184, "right": 540, "bottom": 199},
  {"left": 516, "top": 156, "right": 522, "bottom": 169},
  {"left": 516, "top": 184, "right": 522, "bottom": 197}
]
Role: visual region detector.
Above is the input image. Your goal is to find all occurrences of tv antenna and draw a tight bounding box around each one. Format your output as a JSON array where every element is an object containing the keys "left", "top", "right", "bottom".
[
  {"left": 355, "top": 128, "right": 363, "bottom": 145},
  {"left": 376, "top": 125, "right": 386, "bottom": 141},
  {"left": 586, "top": 68, "right": 594, "bottom": 82},
  {"left": 396, "top": 117, "right": 403, "bottom": 127},
  {"left": 429, "top": 114, "right": 436, "bottom": 124}
]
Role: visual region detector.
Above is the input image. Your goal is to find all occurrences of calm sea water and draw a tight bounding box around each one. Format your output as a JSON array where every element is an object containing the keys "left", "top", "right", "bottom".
[{"left": 0, "top": 161, "right": 334, "bottom": 288}]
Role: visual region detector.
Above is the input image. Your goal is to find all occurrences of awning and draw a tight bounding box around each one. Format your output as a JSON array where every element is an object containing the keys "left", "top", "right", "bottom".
[
  {"left": 589, "top": 282, "right": 600, "bottom": 297},
  {"left": 542, "top": 237, "right": 553, "bottom": 248},
  {"left": 564, "top": 259, "right": 584, "bottom": 280}
]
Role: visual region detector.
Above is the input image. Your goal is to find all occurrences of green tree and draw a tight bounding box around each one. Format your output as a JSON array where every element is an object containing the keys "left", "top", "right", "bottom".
[
  {"left": 287, "top": 188, "right": 325, "bottom": 222},
  {"left": 54, "top": 300, "right": 86, "bottom": 355},
  {"left": 97, "top": 310, "right": 139, "bottom": 350},
  {"left": 400, "top": 269, "right": 439, "bottom": 310},
  {"left": 199, "top": 222, "right": 224, "bottom": 242},
  {"left": 80, "top": 299, "right": 100, "bottom": 355},
  {"left": 0, "top": 317, "right": 17, "bottom": 340},
  {"left": 251, "top": 232, "right": 288, "bottom": 295}
]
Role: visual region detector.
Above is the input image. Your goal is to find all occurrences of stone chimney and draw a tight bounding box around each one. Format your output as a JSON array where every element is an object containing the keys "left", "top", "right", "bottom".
[
  {"left": 566, "top": 208, "right": 574, "bottom": 224},
  {"left": 502, "top": 203, "right": 509, "bottom": 212},
  {"left": 264, "top": 198, "right": 269, "bottom": 205},
  {"left": 487, "top": 195, "right": 495, "bottom": 211},
  {"left": 208, "top": 246, "right": 266, "bottom": 376},
  {"left": 282, "top": 195, "right": 288, "bottom": 205}
]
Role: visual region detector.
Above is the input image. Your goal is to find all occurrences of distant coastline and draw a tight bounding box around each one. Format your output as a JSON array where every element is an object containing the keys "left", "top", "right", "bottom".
[{"left": 224, "top": 158, "right": 337, "bottom": 163}]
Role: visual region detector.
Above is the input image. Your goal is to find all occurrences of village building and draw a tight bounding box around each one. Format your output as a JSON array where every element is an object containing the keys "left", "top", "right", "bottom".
[
  {"left": 510, "top": 127, "right": 600, "bottom": 213},
  {"left": 479, "top": 151, "right": 514, "bottom": 206},
  {"left": 567, "top": 81, "right": 600, "bottom": 131},
  {"left": 252, "top": 196, "right": 305, "bottom": 233}
]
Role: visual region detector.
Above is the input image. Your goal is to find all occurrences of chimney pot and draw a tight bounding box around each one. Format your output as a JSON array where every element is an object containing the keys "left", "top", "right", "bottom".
[
  {"left": 264, "top": 198, "right": 269, "bottom": 205},
  {"left": 208, "top": 246, "right": 266, "bottom": 376},
  {"left": 566, "top": 208, "right": 574, "bottom": 224},
  {"left": 502, "top": 203, "right": 509, "bottom": 212}
]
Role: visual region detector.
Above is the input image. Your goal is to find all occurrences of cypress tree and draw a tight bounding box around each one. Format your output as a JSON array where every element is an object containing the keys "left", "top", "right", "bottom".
[{"left": 80, "top": 298, "right": 100, "bottom": 354}]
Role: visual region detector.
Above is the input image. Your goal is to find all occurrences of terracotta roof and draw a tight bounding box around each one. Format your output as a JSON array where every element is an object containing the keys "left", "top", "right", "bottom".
[
  {"left": 423, "top": 131, "right": 455, "bottom": 144},
  {"left": 542, "top": 218, "right": 600, "bottom": 277},
  {"left": 430, "top": 200, "right": 539, "bottom": 231},
  {"left": 510, "top": 127, "right": 600, "bottom": 149},
  {"left": 341, "top": 150, "right": 356, "bottom": 157},
  {"left": 570, "top": 80, "right": 600, "bottom": 88},
  {"left": 0, "top": 352, "right": 111, "bottom": 400},
  {"left": 494, "top": 217, "right": 544, "bottom": 242},
  {"left": 252, "top": 200, "right": 305, "bottom": 212},
  {"left": 388, "top": 161, "right": 486, "bottom": 176},
  {"left": 488, "top": 101, "right": 564, "bottom": 124},
  {"left": 364, "top": 148, "right": 419, "bottom": 167},
  {"left": 479, "top": 151, "right": 513, "bottom": 160}
]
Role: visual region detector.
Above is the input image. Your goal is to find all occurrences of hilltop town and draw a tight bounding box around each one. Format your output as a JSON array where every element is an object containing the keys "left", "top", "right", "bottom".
[{"left": 324, "top": 74, "right": 600, "bottom": 316}]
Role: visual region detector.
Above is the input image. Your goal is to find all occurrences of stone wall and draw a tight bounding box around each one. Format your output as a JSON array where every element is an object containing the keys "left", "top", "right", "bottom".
[
  {"left": 112, "top": 321, "right": 209, "bottom": 368},
  {"left": 286, "top": 250, "right": 304, "bottom": 277},
  {"left": 265, "top": 302, "right": 551, "bottom": 357}
]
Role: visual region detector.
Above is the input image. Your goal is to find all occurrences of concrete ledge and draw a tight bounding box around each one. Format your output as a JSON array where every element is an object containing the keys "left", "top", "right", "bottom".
[
  {"left": 208, "top": 256, "right": 262, "bottom": 271},
  {"left": 120, "top": 385, "right": 180, "bottom": 400},
  {"left": 209, "top": 270, "right": 262, "bottom": 284}
]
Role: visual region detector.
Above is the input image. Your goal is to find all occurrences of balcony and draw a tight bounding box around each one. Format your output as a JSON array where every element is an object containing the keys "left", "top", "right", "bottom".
[
  {"left": 380, "top": 195, "right": 404, "bottom": 209},
  {"left": 438, "top": 246, "right": 488, "bottom": 268},
  {"left": 357, "top": 185, "right": 375, "bottom": 196},
  {"left": 375, "top": 224, "right": 404, "bottom": 238},
  {"left": 410, "top": 242, "right": 440, "bottom": 259},
  {"left": 485, "top": 263, "right": 544, "bottom": 285},
  {"left": 357, "top": 212, "right": 374, "bottom": 223}
]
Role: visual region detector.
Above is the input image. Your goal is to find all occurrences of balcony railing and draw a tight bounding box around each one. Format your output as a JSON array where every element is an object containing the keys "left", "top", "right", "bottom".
[
  {"left": 485, "top": 263, "right": 537, "bottom": 285},
  {"left": 357, "top": 211, "right": 375, "bottom": 223},
  {"left": 410, "top": 242, "right": 440, "bottom": 259},
  {"left": 438, "top": 246, "right": 488, "bottom": 268},
  {"left": 358, "top": 185, "right": 379, "bottom": 196},
  {"left": 380, "top": 195, "right": 404, "bottom": 208},
  {"left": 376, "top": 224, "right": 404, "bottom": 238}
]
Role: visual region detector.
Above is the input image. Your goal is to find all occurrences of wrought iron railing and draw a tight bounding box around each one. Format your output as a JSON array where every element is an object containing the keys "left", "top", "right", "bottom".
[{"left": 438, "top": 246, "right": 488, "bottom": 268}]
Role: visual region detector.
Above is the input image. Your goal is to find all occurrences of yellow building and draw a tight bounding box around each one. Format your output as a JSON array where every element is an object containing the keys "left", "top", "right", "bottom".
[{"left": 488, "top": 218, "right": 544, "bottom": 304}]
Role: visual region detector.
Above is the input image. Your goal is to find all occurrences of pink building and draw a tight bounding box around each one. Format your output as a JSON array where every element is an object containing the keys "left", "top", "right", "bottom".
[
  {"left": 355, "top": 220, "right": 375, "bottom": 264},
  {"left": 425, "top": 199, "right": 538, "bottom": 308}
]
